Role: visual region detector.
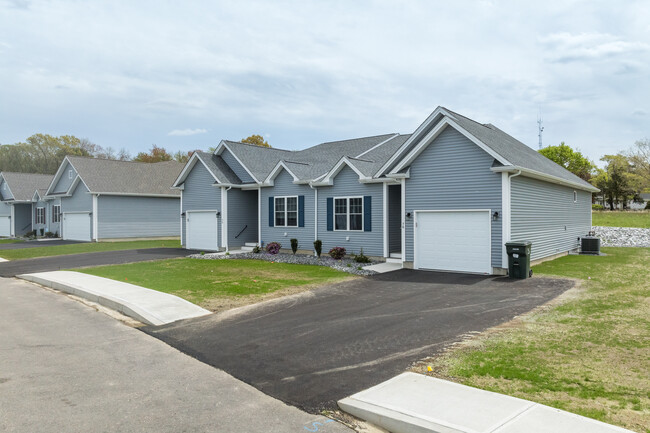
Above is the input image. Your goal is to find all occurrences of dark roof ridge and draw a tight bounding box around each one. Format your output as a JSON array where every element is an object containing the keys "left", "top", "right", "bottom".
[
  {"left": 66, "top": 155, "right": 183, "bottom": 166},
  {"left": 222, "top": 140, "right": 296, "bottom": 153}
]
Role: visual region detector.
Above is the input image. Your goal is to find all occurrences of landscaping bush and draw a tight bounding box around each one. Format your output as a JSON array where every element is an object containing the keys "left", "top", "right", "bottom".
[
  {"left": 313, "top": 240, "right": 322, "bottom": 257},
  {"left": 266, "top": 242, "right": 281, "bottom": 255},
  {"left": 290, "top": 238, "right": 298, "bottom": 255},
  {"left": 252, "top": 244, "right": 261, "bottom": 253},
  {"left": 592, "top": 204, "right": 604, "bottom": 210},
  {"left": 354, "top": 248, "right": 371, "bottom": 263},
  {"left": 25, "top": 230, "right": 36, "bottom": 239},
  {"left": 646, "top": 201, "right": 650, "bottom": 210},
  {"left": 328, "top": 246, "right": 346, "bottom": 260},
  {"left": 44, "top": 231, "right": 56, "bottom": 238}
]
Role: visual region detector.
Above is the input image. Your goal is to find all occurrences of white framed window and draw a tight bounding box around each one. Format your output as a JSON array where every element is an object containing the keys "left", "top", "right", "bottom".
[
  {"left": 334, "top": 197, "right": 363, "bottom": 231},
  {"left": 52, "top": 205, "right": 61, "bottom": 223},
  {"left": 68, "top": 169, "right": 73, "bottom": 179},
  {"left": 275, "top": 196, "right": 298, "bottom": 227},
  {"left": 573, "top": 191, "right": 577, "bottom": 203},
  {"left": 36, "top": 207, "right": 45, "bottom": 225}
]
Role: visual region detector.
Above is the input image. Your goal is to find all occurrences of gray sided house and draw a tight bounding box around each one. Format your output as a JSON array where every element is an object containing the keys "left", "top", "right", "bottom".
[
  {"left": 174, "top": 107, "right": 598, "bottom": 274},
  {"left": 0, "top": 172, "right": 54, "bottom": 237},
  {"left": 45, "top": 156, "right": 183, "bottom": 242}
]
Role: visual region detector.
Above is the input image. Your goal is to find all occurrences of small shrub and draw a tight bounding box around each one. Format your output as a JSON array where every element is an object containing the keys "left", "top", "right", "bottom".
[
  {"left": 25, "top": 230, "right": 36, "bottom": 238},
  {"left": 266, "top": 242, "right": 281, "bottom": 255},
  {"left": 329, "top": 246, "right": 346, "bottom": 260},
  {"left": 54, "top": 231, "right": 59, "bottom": 238},
  {"left": 592, "top": 204, "right": 604, "bottom": 210},
  {"left": 347, "top": 263, "right": 351, "bottom": 267},
  {"left": 357, "top": 266, "right": 362, "bottom": 270},
  {"left": 252, "top": 245, "right": 261, "bottom": 253},
  {"left": 646, "top": 201, "right": 650, "bottom": 210},
  {"left": 354, "top": 248, "right": 371, "bottom": 264},
  {"left": 200, "top": 251, "right": 205, "bottom": 255},
  {"left": 225, "top": 251, "right": 230, "bottom": 256},
  {"left": 290, "top": 238, "right": 298, "bottom": 255},
  {"left": 44, "top": 231, "right": 55, "bottom": 238},
  {"left": 314, "top": 240, "right": 322, "bottom": 257}
]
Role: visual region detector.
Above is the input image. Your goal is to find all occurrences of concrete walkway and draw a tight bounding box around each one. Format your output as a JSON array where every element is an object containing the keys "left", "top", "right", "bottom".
[
  {"left": 18, "top": 271, "right": 211, "bottom": 326},
  {"left": 363, "top": 261, "right": 402, "bottom": 273},
  {"left": 339, "top": 372, "right": 634, "bottom": 433}
]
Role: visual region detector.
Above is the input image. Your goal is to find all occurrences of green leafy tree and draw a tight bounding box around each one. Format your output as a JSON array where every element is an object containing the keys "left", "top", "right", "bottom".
[
  {"left": 133, "top": 145, "right": 172, "bottom": 163},
  {"left": 592, "top": 154, "right": 644, "bottom": 210},
  {"left": 626, "top": 138, "right": 650, "bottom": 192},
  {"left": 241, "top": 134, "right": 270, "bottom": 148},
  {"left": 539, "top": 142, "right": 595, "bottom": 181}
]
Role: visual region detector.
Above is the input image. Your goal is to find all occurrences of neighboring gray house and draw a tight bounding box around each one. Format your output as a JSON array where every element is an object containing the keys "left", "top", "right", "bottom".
[
  {"left": 45, "top": 156, "right": 183, "bottom": 242},
  {"left": 174, "top": 107, "right": 598, "bottom": 274},
  {"left": 0, "top": 172, "right": 54, "bottom": 237}
]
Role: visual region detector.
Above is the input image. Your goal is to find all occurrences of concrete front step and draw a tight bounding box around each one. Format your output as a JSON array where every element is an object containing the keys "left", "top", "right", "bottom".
[
  {"left": 385, "top": 258, "right": 402, "bottom": 264},
  {"left": 339, "top": 373, "right": 633, "bottom": 433},
  {"left": 389, "top": 253, "right": 402, "bottom": 259},
  {"left": 244, "top": 242, "right": 258, "bottom": 247}
]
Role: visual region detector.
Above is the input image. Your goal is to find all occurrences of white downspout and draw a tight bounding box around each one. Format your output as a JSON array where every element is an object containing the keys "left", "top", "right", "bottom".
[
  {"left": 257, "top": 187, "right": 262, "bottom": 247},
  {"left": 382, "top": 182, "right": 388, "bottom": 258},
  {"left": 92, "top": 194, "right": 99, "bottom": 241},
  {"left": 222, "top": 186, "right": 231, "bottom": 251},
  {"left": 309, "top": 182, "right": 318, "bottom": 256},
  {"left": 501, "top": 170, "right": 521, "bottom": 268}
]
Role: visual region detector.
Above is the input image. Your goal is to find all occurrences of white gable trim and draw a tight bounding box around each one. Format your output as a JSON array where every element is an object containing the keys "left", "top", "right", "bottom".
[
  {"left": 389, "top": 117, "right": 511, "bottom": 175},
  {"left": 374, "top": 106, "right": 453, "bottom": 177},
  {"left": 312, "top": 157, "right": 370, "bottom": 186},
  {"left": 45, "top": 156, "right": 76, "bottom": 196},
  {"left": 63, "top": 175, "right": 92, "bottom": 197},
  {"left": 263, "top": 161, "right": 300, "bottom": 186},
  {"left": 0, "top": 173, "right": 15, "bottom": 200},
  {"left": 173, "top": 152, "right": 220, "bottom": 188},
  {"left": 215, "top": 141, "right": 261, "bottom": 184},
  {"left": 32, "top": 190, "right": 42, "bottom": 202},
  {"left": 491, "top": 165, "right": 600, "bottom": 193}
]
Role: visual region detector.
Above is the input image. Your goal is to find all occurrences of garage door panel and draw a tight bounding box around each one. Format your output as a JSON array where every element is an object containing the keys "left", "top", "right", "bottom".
[
  {"left": 187, "top": 211, "right": 218, "bottom": 251},
  {"left": 415, "top": 211, "right": 491, "bottom": 274},
  {"left": 0, "top": 216, "right": 10, "bottom": 237},
  {"left": 63, "top": 213, "right": 91, "bottom": 242}
]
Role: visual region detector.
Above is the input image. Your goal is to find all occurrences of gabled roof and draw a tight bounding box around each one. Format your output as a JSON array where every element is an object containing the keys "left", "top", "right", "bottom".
[
  {"left": 48, "top": 156, "right": 183, "bottom": 197},
  {"left": 0, "top": 172, "right": 53, "bottom": 202}
]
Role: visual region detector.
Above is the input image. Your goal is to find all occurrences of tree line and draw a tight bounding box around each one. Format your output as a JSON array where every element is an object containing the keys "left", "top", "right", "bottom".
[
  {"left": 0, "top": 134, "right": 268, "bottom": 175},
  {"left": 540, "top": 139, "right": 650, "bottom": 210}
]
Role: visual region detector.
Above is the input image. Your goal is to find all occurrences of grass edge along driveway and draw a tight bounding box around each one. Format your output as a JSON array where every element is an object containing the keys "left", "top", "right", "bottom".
[
  {"left": 0, "top": 240, "right": 180, "bottom": 260},
  {"left": 77, "top": 258, "right": 353, "bottom": 311},
  {"left": 414, "top": 247, "right": 649, "bottom": 433}
]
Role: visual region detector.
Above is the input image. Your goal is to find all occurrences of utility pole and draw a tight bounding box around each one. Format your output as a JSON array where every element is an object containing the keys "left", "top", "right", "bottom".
[{"left": 537, "top": 114, "right": 544, "bottom": 150}]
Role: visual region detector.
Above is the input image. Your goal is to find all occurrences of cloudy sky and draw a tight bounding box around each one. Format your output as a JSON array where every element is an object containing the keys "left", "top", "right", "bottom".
[{"left": 1, "top": 0, "right": 648, "bottom": 164}]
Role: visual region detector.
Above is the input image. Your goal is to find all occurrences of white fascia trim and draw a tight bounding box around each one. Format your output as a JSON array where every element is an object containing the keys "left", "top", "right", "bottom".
[
  {"left": 218, "top": 142, "right": 261, "bottom": 184},
  {"left": 263, "top": 161, "right": 299, "bottom": 185},
  {"left": 90, "top": 192, "right": 181, "bottom": 198},
  {"left": 32, "top": 190, "right": 42, "bottom": 202},
  {"left": 385, "top": 169, "right": 411, "bottom": 179},
  {"left": 45, "top": 155, "right": 74, "bottom": 196},
  {"left": 360, "top": 177, "right": 401, "bottom": 184},
  {"left": 356, "top": 133, "right": 400, "bottom": 158},
  {"left": 173, "top": 152, "right": 221, "bottom": 188},
  {"left": 374, "top": 106, "right": 453, "bottom": 177},
  {"left": 210, "top": 182, "right": 257, "bottom": 190},
  {"left": 319, "top": 157, "right": 371, "bottom": 186},
  {"left": 390, "top": 118, "right": 510, "bottom": 175},
  {"left": 491, "top": 165, "right": 600, "bottom": 192}
]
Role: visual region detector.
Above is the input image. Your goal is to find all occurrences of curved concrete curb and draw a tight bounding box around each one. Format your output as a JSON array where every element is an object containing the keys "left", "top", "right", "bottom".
[
  {"left": 18, "top": 271, "right": 211, "bottom": 326},
  {"left": 339, "top": 373, "right": 634, "bottom": 433}
]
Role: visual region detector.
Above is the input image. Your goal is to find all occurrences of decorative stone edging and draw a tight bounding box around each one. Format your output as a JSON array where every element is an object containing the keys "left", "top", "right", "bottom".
[{"left": 592, "top": 226, "right": 650, "bottom": 247}]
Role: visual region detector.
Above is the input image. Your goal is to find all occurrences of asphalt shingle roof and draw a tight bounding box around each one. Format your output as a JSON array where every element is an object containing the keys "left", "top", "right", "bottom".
[
  {"left": 195, "top": 151, "right": 242, "bottom": 185},
  {"left": 0, "top": 172, "right": 53, "bottom": 202},
  {"left": 66, "top": 156, "right": 183, "bottom": 196}
]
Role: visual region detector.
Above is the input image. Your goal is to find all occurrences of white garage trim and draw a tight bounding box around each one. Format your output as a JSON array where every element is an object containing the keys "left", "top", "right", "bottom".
[
  {"left": 414, "top": 209, "right": 492, "bottom": 274},
  {"left": 186, "top": 210, "right": 219, "bottom": 251},
  {"left": 62, "top": 211, "right": 92, "bottom": 242}
]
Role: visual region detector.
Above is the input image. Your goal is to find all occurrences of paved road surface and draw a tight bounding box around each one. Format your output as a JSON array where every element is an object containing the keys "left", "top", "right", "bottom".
[
  {"left": 145, "top": 270, "right": 573, "bottom": 413},
  {"left": 0, "top": 277, "right": 350, "bottom": 433},
  {"left": 0, "top": 248, "right": 197, "bottom": 277}
]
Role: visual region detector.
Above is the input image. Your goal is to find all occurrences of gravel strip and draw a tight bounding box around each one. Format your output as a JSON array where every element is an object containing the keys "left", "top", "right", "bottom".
[
  {"left": 188, "top": 252, "right": 379, "bottom": 276},
  {"left": 592, "top": 226, "right": 650, "bottom": 247}
]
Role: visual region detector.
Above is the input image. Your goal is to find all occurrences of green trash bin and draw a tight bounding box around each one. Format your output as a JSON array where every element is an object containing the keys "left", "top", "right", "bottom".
[{"left": 505, "top": 241, "right": 532, "bottom": 279}]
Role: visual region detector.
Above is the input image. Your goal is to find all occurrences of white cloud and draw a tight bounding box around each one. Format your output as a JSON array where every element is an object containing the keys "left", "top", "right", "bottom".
[
  {"left": 167, "top": 128, "right": 207, "bottom": 136},
  {"left": 540, "top": 32, "right": 650, "bottom": 62}
]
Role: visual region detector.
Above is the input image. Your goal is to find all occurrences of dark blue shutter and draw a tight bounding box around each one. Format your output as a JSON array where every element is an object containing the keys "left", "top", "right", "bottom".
[
  {"left": 268, "top": 196, "right": 274, "bottom": 227},
  {"left": 364, "top": 196, "right": 371, "bottom": 232},
  {"left": 326, "top": 198, "right": 333, "bottom": 231},
  {"left": 298, "top": 195, "right": 305, "bottom": 227}
]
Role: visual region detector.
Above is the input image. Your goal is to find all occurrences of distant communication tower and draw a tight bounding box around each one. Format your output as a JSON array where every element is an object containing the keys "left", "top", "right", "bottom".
[{"left": 537, "top": 115, "right": 544, "bottom": 150}]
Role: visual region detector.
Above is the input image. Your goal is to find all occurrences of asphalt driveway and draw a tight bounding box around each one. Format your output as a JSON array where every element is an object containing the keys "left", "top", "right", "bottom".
[
  {"left": 0, "top": 248, "right": 198, "bottom": 277},
  {"left": 144, "top": 269, "right": 573, "bottom": 413},
  {"left": 0, "top": 240, "right": 82, "bottom": 250}
]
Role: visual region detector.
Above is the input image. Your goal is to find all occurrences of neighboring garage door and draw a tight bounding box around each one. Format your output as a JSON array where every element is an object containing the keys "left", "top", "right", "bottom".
[
  {"left": 187, "top": 211, "right": 218, "bottom": 251},
  {"left": 414, "top": 210, "right": 491, "bottom": 274},
  {"left": 0, "top": 216, "right": 10, "bottom": 237},
  {"left": 63, "top": 212, "right": 91, "bottom": 242}
]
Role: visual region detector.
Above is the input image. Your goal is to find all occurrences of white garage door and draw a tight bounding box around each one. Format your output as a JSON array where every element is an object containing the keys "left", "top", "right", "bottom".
[
  {"left": 415, "top": 210, "right": 491, "bottom": 274},
  {"left": 63, "top": 213, "right": 91, "bottom": 242},
  {"left": 187, "top": 211, "right": 218, "bottom": 251},
  {"left": 0, "top": 216, "right": 10, "bottom": 237}
]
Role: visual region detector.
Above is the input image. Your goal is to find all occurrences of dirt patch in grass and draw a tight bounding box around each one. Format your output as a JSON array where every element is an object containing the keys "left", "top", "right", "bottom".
[{"left": 411, "top": 249, "right": 650, "bottom": 432}]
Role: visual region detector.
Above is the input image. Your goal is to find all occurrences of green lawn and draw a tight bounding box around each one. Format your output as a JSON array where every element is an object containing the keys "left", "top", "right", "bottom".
[
  {"left": 592, "top": 210, "right": 650, "bottom": 228},
  {"left": 78, "top": 258, "right": 351, "bottom": 310},
  {"left": 418, "top": 248, "right": 649, "bottom": 432},
  {"left": 0, "top": 239, "right": 22, "bottom": 244},
  {"left": 0, "top": 240, "right": 180, "bottom": 260}
]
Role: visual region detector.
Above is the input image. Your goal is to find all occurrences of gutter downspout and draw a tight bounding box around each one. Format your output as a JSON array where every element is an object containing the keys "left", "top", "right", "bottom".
[
  {"left": 502, "top": 170, "right": 521, "bottom": 269},
  {"left": 222, "top": 186, "right": 231, "bottom": 251},
  {"left": 309, "top": 182, "right": 318, "bottom": 256}
]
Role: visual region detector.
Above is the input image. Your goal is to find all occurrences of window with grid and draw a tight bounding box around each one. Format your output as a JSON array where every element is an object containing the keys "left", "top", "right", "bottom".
[
  {"left": 52, "top": 205, "right": 61, "bottom": 223},
  {"left": 36, "top": 207, "right": 45, "bottom": 225},
  {"left": 274, "top": 196, "right": 298, "bottom": 227},
  {"left": 334, "top": 197, "right": 363, "bottom": 231}
]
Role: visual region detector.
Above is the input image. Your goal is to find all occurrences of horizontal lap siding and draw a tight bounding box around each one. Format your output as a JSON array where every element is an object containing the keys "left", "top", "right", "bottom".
[
  {"left": 511, "top": 176, "right": 591, "bottom": 261},
  {"left": 227, "top": 188, "right": 258, "bottom": 247},
  {"left": 52, "top": 161, "right": 77, "bottom": 194},
  {"left": 182, "top": 162, "right": 221, "bottom": 247},
  {"left": 221, "top": 149, "right": 254, "bottom": 183},
  {"left": 14, "top": 204, "right": 32, "bottom": 235},
  {"left": 97, "top": 196, "right": 180, "bottom": 239},
  {"left": 49, "top": 198, "right": 61, "bottom": 235},
  {"left": 62, "top": 182, "right": 93, "bottom": 240},
  {"left": 404, "top": 127, "right": 502, "bottom": 267},
  {"left": 261, "top": 170, "right": 314, "bottom": 252},
  {"left": 317, "top": 166, "right": 383, "bottom": 256},
  {"left": 0, "top": 201, "right": 11, "bottom": 217}
]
